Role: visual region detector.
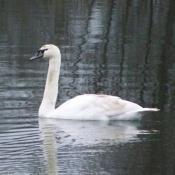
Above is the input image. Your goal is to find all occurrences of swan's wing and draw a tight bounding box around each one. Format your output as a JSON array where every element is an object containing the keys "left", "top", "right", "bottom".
[{"left": 49, "top": 94, "right": 143, "bottom": 120}]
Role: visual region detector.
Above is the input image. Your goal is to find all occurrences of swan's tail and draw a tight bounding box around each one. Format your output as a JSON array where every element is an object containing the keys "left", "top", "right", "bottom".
[
  {"left": 112, "top": 108, "right": 160, "bottom": 120},
  {"left": 138, "top": 108, "right": 160, "bottom": 112}
]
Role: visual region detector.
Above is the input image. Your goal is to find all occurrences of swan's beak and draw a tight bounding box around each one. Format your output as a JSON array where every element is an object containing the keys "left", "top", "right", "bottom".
[
  {"left": 29, "top": 52, "right": 43, "bottom": 61},
  {"left": 30, "top": 49, "right": 48, "bottom": 61}
]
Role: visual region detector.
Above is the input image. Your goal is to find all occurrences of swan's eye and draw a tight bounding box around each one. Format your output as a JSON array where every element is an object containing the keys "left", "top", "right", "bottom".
[{"left": 37, "top": 49, "right": 48, "bottom": 56}]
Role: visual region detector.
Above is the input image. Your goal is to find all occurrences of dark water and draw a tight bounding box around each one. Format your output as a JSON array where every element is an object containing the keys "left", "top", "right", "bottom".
[{"left": 0, "top": 0, "right": 175, "bottom": 174}]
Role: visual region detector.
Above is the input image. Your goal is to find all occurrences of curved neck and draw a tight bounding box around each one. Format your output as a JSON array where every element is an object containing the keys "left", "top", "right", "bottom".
[{"left": 39, "top": 56, "right": 61, "bottom": 116}]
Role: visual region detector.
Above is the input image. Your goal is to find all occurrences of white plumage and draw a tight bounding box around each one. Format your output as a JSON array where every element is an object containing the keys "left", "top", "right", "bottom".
[{"left": 30, "top": 44, "right": 159, "bottom": 120}]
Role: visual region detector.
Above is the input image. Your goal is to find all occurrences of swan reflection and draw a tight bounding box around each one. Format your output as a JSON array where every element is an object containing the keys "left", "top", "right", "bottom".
[
  {"left": 39, "top": 119, "right": 57, "bottom": 175},
  {"left": 39, "top": 118, "right": 144, "bottom": 174},
  {"left": 39, "top": 118, "right": 142, "bottom": 147}
]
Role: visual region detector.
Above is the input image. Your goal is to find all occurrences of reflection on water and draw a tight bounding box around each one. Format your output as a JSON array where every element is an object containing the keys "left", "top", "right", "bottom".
[
  {"left": 0, "top": 0, "right": 175, "bottom": 174},
  {"left": 38, "top": 118, "right": 155, "bottom": 174},
  {"left": 39, "top": 122, "right": 57, "bottom": 175},
  {"left": 1, "top": 114, "right": 175, "bottom": 174},
  {"left": 39, "top": 119, "right": 141, "bottom": 147}
]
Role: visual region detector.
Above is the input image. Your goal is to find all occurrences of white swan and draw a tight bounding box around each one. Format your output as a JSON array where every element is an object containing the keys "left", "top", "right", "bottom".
[{"left": 30, "top": 44, "right": 159, "bottom": 120}]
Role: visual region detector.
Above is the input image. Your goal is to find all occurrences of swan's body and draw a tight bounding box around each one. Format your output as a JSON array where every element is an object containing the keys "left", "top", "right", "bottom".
[{"left": 30, "top": 44, "right": 159, "bottom": 120}]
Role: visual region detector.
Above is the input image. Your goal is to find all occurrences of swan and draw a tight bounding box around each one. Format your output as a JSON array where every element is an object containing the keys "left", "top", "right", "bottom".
[{"left": 30, "top": 44, "right": 159, "bottom": 120}]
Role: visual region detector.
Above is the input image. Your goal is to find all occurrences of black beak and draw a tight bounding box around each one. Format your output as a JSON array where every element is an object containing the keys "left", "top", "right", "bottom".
[
  {"left": 29, "top": 49, "right": 48, "bottom": 61},
  {"left": 29, "top": 51, "right": 44, "bottom": 61}
]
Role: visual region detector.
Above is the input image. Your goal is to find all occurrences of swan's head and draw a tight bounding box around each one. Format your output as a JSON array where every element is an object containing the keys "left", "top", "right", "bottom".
[{"left": 30, "top": 44, "right": 60, "bottom": 61}]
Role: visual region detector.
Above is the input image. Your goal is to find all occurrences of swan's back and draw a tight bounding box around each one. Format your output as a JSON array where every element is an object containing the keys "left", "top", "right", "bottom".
[{"left": 47, "top": 94, "right": 143, "bottom": 120}]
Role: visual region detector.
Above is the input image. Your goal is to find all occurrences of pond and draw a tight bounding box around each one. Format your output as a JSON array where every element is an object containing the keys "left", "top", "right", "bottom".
[{"left": 0, "top": 0, "right": 175, "bottom": 174}]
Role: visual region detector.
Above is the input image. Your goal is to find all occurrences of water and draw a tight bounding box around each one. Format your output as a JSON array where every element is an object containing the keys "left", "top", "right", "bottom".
[{"left": 0, "top": 0, "right": 175, "bottom": 174}]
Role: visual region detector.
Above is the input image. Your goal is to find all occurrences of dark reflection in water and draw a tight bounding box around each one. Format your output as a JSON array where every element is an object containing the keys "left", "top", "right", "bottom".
[{"left": 0, "top": 0, "right": 175, "bottom": 174}]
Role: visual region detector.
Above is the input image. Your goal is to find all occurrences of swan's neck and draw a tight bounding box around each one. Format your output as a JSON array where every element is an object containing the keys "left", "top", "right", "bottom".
[{"left": 39, "top": 56, "right": 61, "bottom": 116}]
